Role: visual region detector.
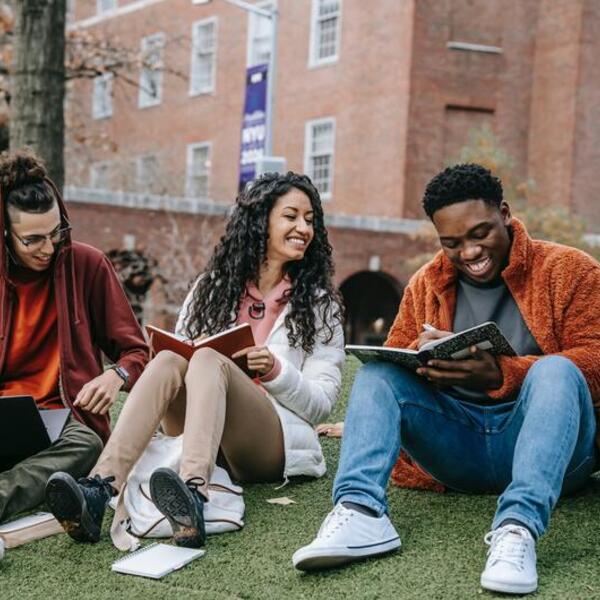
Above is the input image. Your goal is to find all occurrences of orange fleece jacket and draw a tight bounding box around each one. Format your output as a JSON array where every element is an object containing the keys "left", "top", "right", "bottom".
[{"left": 387, "top": 218, "right": 600, "bottom": 490}]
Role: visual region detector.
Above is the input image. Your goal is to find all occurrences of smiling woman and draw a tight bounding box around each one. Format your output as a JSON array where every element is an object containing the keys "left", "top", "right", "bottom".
[{"left": 45, "top": 171, "right": 346, "bottom": 553}]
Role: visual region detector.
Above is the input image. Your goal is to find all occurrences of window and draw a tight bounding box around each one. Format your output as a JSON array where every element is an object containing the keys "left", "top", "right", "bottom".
[
  {"left": 304, "top": 118, "right": 335, "bottom": 199},
  {"left": 90, "top": 162, "right": 110, "bottom": 189},
  {"left": 97, "top": 0, "right": 117, "bottom": 14},
  {"left": 136, "top": 154, "right": 159, "bottom": 193},
  {"left": 186, "top": 143, "right": 211, "bottom": 198},
  {"left": 309, "top": 0, "right": 341, "bottom": 67},
  {"left": 190, "top": 18, "right": 217, "bottom": 95},
  {"left": 247, "top": 2, "right": 274, "bottom": 67},
  {"left": 92, "top": 73, "right": 113, "bottom": 119},
  {"left": 138, "top": 33, "right": 165, "bottom": 108}
]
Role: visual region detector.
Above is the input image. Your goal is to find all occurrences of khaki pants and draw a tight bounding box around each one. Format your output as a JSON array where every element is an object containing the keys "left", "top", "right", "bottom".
[
  {"left": 93, "top": 348, "right": 285, "bottom": 498},
  {"left": 0, "top": 417, "right": 103, "bottom": 523}
]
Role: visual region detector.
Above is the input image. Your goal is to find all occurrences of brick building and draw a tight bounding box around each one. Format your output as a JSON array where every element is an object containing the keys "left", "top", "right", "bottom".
[{"left": 64, "top": 0, "right": 600, "bottom": 342}]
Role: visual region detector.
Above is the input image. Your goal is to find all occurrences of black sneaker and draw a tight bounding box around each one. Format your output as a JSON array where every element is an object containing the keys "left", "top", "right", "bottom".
[
  {"left": 45, "top": 472, "right": 115, "bottom": 543},
  {"left": 149, "top": 468, "right": 206, "bottom": 548}
]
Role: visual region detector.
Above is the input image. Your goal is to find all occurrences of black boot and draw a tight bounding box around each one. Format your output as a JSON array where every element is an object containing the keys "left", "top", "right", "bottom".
[
  {"left": 149, "top": 468, "right": 206, "bottom": 548},
  {"left": 45, "top": 472, "right": 115, "bottom": 543}
]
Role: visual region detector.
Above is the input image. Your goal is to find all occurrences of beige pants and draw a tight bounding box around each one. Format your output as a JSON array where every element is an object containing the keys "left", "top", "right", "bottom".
[{"left": 92, "top": 348, "right": 285, "bottom": 498}]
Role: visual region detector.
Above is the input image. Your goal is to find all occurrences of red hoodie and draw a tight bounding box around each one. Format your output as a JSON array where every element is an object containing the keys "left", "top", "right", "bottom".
[{"left": 0, "top": 179, "right": 149, "bottom": 442}]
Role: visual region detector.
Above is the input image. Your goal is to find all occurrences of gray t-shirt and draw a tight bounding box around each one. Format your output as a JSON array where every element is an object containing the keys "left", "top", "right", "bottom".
[{"left": 451, "top": 276, "right": 541, "bottom": 402}]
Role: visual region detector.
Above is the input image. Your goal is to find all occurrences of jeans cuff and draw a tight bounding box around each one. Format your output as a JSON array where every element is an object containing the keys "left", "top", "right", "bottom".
[
  {"left": 492, "top": 510, "right": 541, "bottom": 541},
  {"left": 334, "top": 493, "right": 386, "bottom": 518}
]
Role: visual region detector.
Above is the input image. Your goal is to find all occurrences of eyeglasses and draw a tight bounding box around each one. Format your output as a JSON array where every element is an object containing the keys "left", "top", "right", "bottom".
[{"left": 9, "top": 225, "right": 72, "bottom": 250}]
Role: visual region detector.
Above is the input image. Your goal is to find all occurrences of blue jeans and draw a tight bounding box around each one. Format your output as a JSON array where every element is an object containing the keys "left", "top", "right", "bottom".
[{"left": 333, "top": 356, "right": 598, "bottom": 539}]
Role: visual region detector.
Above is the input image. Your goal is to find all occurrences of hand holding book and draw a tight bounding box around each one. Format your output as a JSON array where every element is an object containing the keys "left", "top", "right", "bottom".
[
  {"left": 417, "top": 344, "right": 504, "bottom": 391},
  {"left": 231, "top": 345, "right": 276, "bottom": 375}
]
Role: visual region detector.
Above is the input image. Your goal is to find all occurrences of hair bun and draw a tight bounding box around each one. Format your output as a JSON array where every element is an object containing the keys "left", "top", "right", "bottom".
[{"left": 0, "top": 148, "right": 47, "bottom": 193}]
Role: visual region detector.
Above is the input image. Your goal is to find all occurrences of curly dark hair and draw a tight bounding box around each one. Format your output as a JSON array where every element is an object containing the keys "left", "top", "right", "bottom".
[
  {"left": 422, "top": 163, "right": 503, "bottom": 219},
  {"left": 0, "top": 148, "right": 57, "bottom": 224},
  {"left": 183, "top": 171, "right": 343, "bottom": 354}
]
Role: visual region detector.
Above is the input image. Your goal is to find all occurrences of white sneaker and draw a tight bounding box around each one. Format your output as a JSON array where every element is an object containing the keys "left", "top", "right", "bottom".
[
  {"left": 480, "top": 525, "right": 538, "bottom": 594},
  {"left": 0, "top": 537, "right": 4, "bottom": 561},
  {"left": 292, "top": 503, "right": 401, "bottom": 571}
]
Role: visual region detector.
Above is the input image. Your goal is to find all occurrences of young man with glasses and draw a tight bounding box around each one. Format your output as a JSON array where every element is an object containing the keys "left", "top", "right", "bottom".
[{"left": 0, "top": 150, "right": 149, "bottom": 526}]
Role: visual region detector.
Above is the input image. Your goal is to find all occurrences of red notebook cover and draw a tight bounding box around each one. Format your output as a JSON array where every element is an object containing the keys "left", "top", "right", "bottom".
[{"left": 145, "top": 323, "right": 256, "bottom": 376}]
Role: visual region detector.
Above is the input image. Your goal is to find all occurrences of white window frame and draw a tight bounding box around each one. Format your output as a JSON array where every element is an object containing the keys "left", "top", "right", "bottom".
[
  {"left": 91, "top": 72, "right": 113, "bottom": 120},
  {"left": 136, "top": 154, "right": 159, "bottom": 193},
  {"left": 189, "top": 17, "right": 218, "bottom": 96},
  {"left": 138, "top": 32, "right": 166, "bottom": 108},
  {"left": 186, "top": 142, "right": 212, "bottom": 199},
  {"left": 308, "top": 0, "right": 342, "bottom": 68},
  {"left": 304, "top": 117, "right": 335, "bottom": 200},
  {"left": 246, "top": 1, "right": 274, "bottom": 68},
  {"left": 90, "top": 162, "right": 110, "bottom": 189},
  {"left": 96, "top": 0, "right": 117, "bottom": 15}
]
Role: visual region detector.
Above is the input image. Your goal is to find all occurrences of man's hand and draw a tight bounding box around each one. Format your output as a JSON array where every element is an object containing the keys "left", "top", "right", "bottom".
[
  {"left": 417, "top": 326, "right": 454, "bottom": 350},
  {"left": 231, "top": 345, "right": 275, "bottom": 375},
  {"left": 73, "top": 369, "right": 125, "bottom": 415},
  {"left": 416, "top": 346, "right": 503, "bottom": 391}
]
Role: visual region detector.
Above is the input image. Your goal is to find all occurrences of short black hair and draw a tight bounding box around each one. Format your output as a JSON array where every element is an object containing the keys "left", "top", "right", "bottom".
[{"left": 422, "top": 163, "right": 503, "bottom": 219}]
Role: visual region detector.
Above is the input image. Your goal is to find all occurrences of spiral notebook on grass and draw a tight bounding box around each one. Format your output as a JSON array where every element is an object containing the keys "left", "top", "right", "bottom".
[
  {"left": 111, "top": 543, "right": 205, "bottom": 579},
  {"left": 346, "top": 321, "right": 516, "bottom": 371},
  {"left": 146, "top": 323, "right": 255, "bottom": 375}
]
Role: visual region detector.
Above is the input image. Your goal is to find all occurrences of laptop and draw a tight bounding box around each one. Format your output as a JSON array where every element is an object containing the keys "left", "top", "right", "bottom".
[{"left": 0, "top": 396, "right": 71, "bottom": 465}]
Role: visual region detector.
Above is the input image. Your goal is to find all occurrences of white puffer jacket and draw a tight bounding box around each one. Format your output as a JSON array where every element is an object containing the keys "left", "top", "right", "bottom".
[{"left": 175, "top": 286, "right": 345, "bottom": 479}]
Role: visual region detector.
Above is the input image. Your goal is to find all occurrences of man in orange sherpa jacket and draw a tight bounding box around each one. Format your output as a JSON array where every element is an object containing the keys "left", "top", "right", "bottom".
[{"left": 293, "top": 164, "right": 599, "bottom": 595}]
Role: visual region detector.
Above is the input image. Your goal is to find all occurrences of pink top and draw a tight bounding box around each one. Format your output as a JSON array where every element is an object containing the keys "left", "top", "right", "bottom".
[{"left": 237, "top": 276, "right": 292, "bottom": 381}]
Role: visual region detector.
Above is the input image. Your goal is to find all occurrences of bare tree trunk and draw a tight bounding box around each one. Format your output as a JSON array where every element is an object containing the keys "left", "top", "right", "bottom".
[{"left": 10, "top": 0, "right": 66, "bottom": 191}]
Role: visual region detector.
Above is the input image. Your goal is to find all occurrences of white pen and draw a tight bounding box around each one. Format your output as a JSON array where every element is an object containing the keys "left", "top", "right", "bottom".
[{"left": 422, "top": 323, "right": 437, "bottom": 332}]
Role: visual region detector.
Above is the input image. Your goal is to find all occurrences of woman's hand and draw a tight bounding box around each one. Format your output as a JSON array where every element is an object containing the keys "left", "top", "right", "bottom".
[{"left": 231, "top": 345, "right": 276, "bottom": 375}]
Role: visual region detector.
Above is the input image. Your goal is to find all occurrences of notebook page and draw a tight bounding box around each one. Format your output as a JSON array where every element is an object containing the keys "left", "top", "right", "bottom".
[{"left": 112, "top": 543, "right": 205, "bottom": 579}]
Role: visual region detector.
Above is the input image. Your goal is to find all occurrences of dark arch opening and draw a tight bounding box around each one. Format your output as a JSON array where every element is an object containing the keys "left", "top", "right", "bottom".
[{"left": 340, "top": 271, "right": 403, "bottom": 345}]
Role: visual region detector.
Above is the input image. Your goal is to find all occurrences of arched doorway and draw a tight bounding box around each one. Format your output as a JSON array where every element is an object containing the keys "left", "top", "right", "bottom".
[{"left": 340, "top": 271, "right": 403, "bottom": 345}]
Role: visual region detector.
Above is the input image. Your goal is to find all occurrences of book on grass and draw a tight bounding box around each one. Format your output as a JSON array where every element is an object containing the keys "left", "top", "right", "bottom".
[
  {"left": 0, "top": 512, "right": 64, "bottom": 548},
  {"left": 111, "top": 543, "right": 205, "bottom": 579},
  {"left": 346, "top": 321, "right": 516, "bottom": 370},
  {"left": 145, "top": 322, "right": 256, "bottom": 375}
]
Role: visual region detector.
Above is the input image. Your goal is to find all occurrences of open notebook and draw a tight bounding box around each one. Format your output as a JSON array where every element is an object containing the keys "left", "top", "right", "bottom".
[
  {"left": 111, "top": 543, "right": 205, "bottom": 579},
  {"left": 346, "top": 321, "right": 516, "bottom": 370}
]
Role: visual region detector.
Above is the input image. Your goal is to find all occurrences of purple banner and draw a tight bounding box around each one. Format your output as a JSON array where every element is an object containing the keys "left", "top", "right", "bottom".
[{"left": 239, "top": 63, "right": 268, "bottom": 190}]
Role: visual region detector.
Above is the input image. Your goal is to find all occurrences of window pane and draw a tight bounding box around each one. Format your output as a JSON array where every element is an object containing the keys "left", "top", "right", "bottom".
[
  {"left": 191, "top": 21, "right": 216, "bottom": 93},
  {"left": 318, "top": 17, "right": 338, "bottom": 59},
  {"left": 188, "top": 145, "right": 211, "bottom": 198},
  {"left": 318, "top": 0, "right": 339, "bottom": 17}
]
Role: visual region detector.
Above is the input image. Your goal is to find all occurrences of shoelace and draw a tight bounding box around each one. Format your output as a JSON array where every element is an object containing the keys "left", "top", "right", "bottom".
[
  {"left": 318, "top": 505, "right": 353, "bottom": 539},
  {"left": 77, "top": 474, "right": 116, "bottom": 495},
  {"left": 484, "top": 526, "right": 530, "bottom": 572},
  {"left": 185, "top": 476, "right": 208, "bottom": 501}
]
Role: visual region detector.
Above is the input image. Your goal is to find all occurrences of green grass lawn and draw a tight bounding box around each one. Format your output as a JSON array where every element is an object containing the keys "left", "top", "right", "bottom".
[{"left": 2, "top": 358, "right": 599, "bottom": 599}]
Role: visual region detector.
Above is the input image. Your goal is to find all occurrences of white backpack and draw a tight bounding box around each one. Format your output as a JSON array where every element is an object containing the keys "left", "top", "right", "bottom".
[{"left": 109, "top": 433, "right": 245, "bottom": 551}]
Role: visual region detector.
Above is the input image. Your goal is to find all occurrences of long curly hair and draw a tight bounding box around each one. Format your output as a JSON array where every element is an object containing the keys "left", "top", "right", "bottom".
[{"left": 183, "top": 171, "right": 343, "bottom": 353}]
